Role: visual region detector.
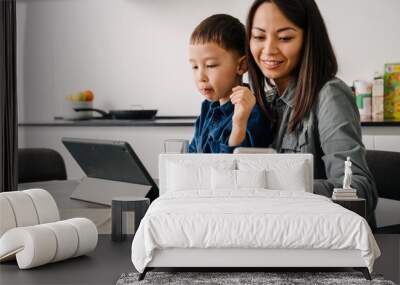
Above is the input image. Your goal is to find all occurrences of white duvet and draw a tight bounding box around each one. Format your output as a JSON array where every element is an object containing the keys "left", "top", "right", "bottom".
[{"left": 131, "top": 190, "right": 380, "bottom": 273}]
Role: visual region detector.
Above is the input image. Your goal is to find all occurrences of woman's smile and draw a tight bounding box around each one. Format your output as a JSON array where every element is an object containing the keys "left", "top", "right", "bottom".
[{"left": 261, "top": 59, "right": 285, "bottom": 70}]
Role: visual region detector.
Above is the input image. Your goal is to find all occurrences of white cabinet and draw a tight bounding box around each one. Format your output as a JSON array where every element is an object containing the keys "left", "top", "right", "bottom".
[
  {"left": 374, "top": 136, "right": 400, "bottom": 152},
  {"left": 362, "top": 126, "right": 400, "bottom": 152}
]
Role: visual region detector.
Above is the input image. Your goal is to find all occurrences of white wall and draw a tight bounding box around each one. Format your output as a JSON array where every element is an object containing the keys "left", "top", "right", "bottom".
[{"left": 17, "top": 0, "right": 400, "bottom": 122}]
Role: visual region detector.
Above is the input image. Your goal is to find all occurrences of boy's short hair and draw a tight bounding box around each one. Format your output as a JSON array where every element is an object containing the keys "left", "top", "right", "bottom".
[{"left": 190, "top": 14, "right": 246, "bottom": 56}]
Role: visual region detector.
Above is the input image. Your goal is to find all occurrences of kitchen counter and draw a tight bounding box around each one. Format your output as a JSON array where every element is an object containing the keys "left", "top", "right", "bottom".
[
  {"left": 360, "top": 121, "right": 400, "bottom": 126},
  {"left": 17, "top": 118, "right": 400, "bottom": 127},
  {"left": 19, "top": 116, "right": 197, "bottom": 127}
]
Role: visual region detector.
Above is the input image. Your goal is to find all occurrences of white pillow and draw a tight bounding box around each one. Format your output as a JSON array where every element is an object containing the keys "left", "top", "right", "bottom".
[
  {"left": 238, "top": 159, "right": 309, "bottom": 192},
  {"left": 211, "top": 168, "right": 267, "bottom": 190},
  {"left": 211, "top": 168, "right": 236, "bottom": 190},
  {"left": 167, "top": 160, "right": 235, "bottom": 192},
  {"left": 236, "top": 169, "right": 267, "bottom": 189},
  {"left": 266, "top": 161, "right": 307, "bottom": 191}
]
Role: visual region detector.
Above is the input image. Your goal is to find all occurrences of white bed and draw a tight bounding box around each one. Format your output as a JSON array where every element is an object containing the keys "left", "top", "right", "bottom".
[{"left": 131, "top": 154, "right": 380, "bottom": 280}]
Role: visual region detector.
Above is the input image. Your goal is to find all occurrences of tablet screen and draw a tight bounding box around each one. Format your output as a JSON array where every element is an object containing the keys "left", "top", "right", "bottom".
[{"left": 62, "top": 137, "right": 155, "bottom": 186}]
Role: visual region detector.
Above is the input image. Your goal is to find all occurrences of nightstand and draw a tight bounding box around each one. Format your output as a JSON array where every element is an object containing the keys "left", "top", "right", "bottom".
[
  {"left": 111, "top": 196, "right": 150, "bottom": 242},
  {"left": 332, "top": 198, "right": 366, "bottom": 218}
]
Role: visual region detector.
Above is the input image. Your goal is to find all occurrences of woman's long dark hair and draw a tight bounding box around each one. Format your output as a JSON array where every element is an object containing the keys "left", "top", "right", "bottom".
[{"left": 246, "top": 0, "right": 338, "bottom": 131}]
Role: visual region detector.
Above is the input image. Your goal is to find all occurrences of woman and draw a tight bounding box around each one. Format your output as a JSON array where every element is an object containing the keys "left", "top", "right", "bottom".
[{"left": 246, "top": 0, "right": 378, "bottom": 226}]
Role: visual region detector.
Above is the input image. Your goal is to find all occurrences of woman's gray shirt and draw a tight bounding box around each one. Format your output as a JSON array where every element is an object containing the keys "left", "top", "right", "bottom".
[{"left": 269, "top": 78, "right": 378, "bottom": 226}]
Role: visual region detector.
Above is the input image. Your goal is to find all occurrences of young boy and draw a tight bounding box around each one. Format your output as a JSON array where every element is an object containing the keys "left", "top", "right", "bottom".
[{"left": 188, "top": 14, "right": 272, "bottom": 153}]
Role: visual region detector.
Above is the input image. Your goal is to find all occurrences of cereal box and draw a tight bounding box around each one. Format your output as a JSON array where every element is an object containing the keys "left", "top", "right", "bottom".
[{"left": 384, "top": 63, "right": 400, "bottom": 120}]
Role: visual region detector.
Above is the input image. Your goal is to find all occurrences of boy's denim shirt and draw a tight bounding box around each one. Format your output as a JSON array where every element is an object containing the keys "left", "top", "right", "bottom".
[
  {"left": 269, "top": 77, "right": 378, "bottom": 227},
  {"left": 189, "top": 100, "right": 272, "bottom": 153}
]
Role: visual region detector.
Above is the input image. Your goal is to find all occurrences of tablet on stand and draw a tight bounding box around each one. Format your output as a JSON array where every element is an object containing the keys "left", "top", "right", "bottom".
[{"left": 62, "top": 137, "right": 158, "bottom": 206}]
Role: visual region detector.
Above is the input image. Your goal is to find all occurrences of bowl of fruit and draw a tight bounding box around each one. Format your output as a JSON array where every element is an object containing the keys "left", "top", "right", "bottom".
[{"left": 65, "top": 90, "right": 94, "bottom": 119}]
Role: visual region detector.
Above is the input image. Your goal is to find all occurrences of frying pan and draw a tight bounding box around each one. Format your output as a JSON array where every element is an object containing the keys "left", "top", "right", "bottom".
[{"left": 74, "top": 108, "right": 158, "bottom": 120}]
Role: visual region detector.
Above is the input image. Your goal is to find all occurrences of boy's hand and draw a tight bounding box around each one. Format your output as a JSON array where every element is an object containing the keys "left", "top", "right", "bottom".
[{"left": 230, "top": 85, "right": 256, "bottom": 126}]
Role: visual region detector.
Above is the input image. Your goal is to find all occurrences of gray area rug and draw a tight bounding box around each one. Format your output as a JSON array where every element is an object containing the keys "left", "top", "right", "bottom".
[{"left": 116, "top": 272, "right": 396, "bottom": 285}]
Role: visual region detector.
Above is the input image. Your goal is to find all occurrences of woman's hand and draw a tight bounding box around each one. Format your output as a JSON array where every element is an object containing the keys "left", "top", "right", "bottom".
[
  {"left": 228, "top": 85, "right": 256, "bottom": 146},
  {"left": 230, "top": 85, "right": 256, "bottom": 126}
]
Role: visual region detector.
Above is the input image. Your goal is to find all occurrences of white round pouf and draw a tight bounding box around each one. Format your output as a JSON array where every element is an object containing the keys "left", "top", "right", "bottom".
[
  {"left": 0, "top": 218, "right": 98, "bottom": 269},
  {"left": 23, "top": 189, "right": 60, "bottom": 223},
  {"left": 0, "top": 196, "right": 17, "bottom": 237},
  {"left": 0, "top": 188, "right": 99, "bottom": 269},
  {"left": 42, "top": 221, "right": 79, "bottom": 262},
  {"left": 1, "top": 192, "right": 39, "bottom": 227},
  {"left": 65, "top": 218, "right": 98, "bottom": 257},
  {"left": 0, "top": 226, "right": 57, "bottom": 269}
]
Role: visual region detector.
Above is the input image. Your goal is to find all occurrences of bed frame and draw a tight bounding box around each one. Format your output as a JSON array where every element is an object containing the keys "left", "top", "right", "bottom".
[
  {"left": 139, "top": 248, "right": 371, "bottom": 280},
  {"left": 137, "top": 154, "right": 372, "bottom": 281}
]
